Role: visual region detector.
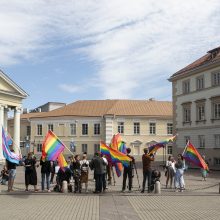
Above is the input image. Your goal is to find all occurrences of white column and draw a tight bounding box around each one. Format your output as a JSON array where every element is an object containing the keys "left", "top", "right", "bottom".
[
  {"left": 0, "top": 105, "right": 4, "bottom": 161},
  {"left": 14, "top": 107, "right": 21, "bottom": 155},
  {"left": 4, "top": 107, "right": 8, "bottom": 132}
]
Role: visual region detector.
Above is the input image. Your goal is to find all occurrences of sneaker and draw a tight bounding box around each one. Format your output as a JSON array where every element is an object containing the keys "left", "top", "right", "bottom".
[
  {"left": 47, "top": 189, "right": 51, "bottom": 193},
  {"left": 141, "top": 190, "right": 144, "bottom": 193}
]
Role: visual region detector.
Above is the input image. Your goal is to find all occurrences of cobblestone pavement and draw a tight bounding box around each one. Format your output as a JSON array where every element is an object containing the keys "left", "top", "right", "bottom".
[{"left": 0, "top": 165, "right": 220, "bottom": 220}]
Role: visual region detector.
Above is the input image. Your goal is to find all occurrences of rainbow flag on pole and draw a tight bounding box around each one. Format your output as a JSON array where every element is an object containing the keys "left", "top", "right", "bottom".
[
  {"left": 2, "top": 127, "right": 20, "bottom": 164},
  {"left": 182, "top": 141, "right": 208, "bottom": 170},
  {"left": 42, "top": 130, "right": 65, "bottom": 161},
  {"left": 148, "top": 135, "right": 177, "bottom": 155},
  {"left": 100, "top": 141, "right": 131, "bottom": 167}
]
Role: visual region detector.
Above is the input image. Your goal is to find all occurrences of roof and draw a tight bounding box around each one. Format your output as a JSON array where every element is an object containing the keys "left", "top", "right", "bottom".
[
  {"left": 169, "top": 46, "right": 220, "bottom": 81},
  {"left": 0, "top": 69, "right": 29, "bottom": 98},
  {"left": 26, "top": 99, "right": 172, "bottom": 119}
]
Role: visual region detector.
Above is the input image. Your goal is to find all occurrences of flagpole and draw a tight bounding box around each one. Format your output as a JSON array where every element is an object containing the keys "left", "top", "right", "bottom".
[{"left": 182, "top": 140, "right": 189, "bottom": 156}]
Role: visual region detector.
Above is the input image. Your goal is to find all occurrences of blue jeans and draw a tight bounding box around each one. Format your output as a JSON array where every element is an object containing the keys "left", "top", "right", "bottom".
[
  {"left": 142, "top": 169, "right": 152, "bottom": 192},
  {"left": 41, "top": 172, "right": 50, "bottom": 190},
  {"left": 175, "top": 169, "right": 184, "bottom": 189}
]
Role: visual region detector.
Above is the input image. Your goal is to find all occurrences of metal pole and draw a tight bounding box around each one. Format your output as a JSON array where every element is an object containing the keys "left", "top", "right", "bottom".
[{"left": 134, "top": 163, "right": 140, "bottom": 189}]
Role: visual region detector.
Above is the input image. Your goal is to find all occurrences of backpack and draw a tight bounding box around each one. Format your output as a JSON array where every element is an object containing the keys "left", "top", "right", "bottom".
[{"left": 81, "top": 161, "right": 89, "bottom": 173}]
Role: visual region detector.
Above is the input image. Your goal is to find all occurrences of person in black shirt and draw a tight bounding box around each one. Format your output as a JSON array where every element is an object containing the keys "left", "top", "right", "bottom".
[
  {"left": 122, "top": 148, "right": 135, "bottom": 192},
  {"left": 6, "top": 148, "right": 17, "bottom": 192},
  {"left": 40, "top": 157, "right": 52, "bottom": 192}
]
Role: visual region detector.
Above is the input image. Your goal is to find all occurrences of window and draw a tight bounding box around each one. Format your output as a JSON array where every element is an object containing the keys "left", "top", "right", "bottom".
[
  {"left": 27, "top": 126, "right": 31, "bottom": 136},
  {"left": 183, "top": 106, "right": 191, "bottom": 123},
  {"left": 94, "top": 123, "right": 100, "bottom": 135},
  {"left": 167, "top": 145, "right": 173, "bottom": 154},
  {"left": 214, "top": 158, "right": 220, "bottom": 165},
  {"left": 48, "top": 124, "right": 53, "bottom": 132},
  {"left": 196, "top": 76, "right": 204, "bottom": 90},
  {"left": 59, "top": 124, "right": 65, "bottom": 136},
  {"left": 213, "top": 103, "right": 220, "bottom": 119},
  {"left": 215, "top": 134, "right": 220, "bottom": 148},
  {"left": 212, "top": 72, "right": 220, "bottom": 86},
  {"left": 184, "top": 136, "right": 190, "bottom": 144},
  {"left": 70, "top": 123, "right": 76, "bottom": 135},
  {"left": 94, "top": 144, "right": 100, "bottom": 153},
  {"left": 167, "top": 123, "right": 173, "bottom": 135},
  {"left": 118, "top": 122, "right": 124, "bottom": 134},
  {"left": 134, "top": 122, "right": 140, "bottom": 134},
  {"left": 37, "top": 124, "right": 42, "bottom": 135},
  {"left": 37, "top": 143, "right": 42, "bottom": 152},
  {"left": 197, "top": 105, "right": 205, "bottom": 121},
  {"left": 82, "top": 144, "right": 88, "bottom": 153},
  {"left": 82, "top": 124, "right": 88, "bottom": 135},
  {"left": 182, "top": 80, "right": 190, "bottom": 94},
  {"left": 149, "top": 122, "right": 156, "bottom": 135},
  {"left": 198, "top": 135, "right": 205, "bottom": 148}
]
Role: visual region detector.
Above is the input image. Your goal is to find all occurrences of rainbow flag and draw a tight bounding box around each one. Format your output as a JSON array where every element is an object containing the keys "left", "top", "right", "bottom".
[
  {"left": 100, "top": 141, "right": 132, "bottom": 167},
  {"left": 42, "top": 130, "right": 65, "bottom": 161},
  {"left": 58, "top": 153, "right": 68, "bottom": 170},
  {"left": 110, "top": 133, "right": 127, "bottom": 177},
  {"left": 148, "top": 135, "right": 177, "bottom": 155},
  {"left": 2, "top": 127, "right": 20, "bottom": 164},
  {"left": 182, "top": 141, "right": 208, "bottom": 170}
]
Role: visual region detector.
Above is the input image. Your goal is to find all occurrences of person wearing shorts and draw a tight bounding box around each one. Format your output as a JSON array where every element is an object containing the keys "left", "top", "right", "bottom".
[{"left": 6, "top": 159, "right": 17, "bottom": 192}]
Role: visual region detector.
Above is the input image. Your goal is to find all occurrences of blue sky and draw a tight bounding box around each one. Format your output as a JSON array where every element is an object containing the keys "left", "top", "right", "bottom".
[{"left": 1, "top": 0, "right": 220, "bottom": 109}]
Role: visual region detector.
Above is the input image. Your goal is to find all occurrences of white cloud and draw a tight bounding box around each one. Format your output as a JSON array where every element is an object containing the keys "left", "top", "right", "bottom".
[
  {"left": 58, "top": 84, "right": 82, "bottom": 93},
  {"left": 1, "top": 0, "right": 220, "bottom": 99}
]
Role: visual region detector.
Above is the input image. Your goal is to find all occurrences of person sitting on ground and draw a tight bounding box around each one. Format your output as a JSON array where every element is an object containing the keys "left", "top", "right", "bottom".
[
  {"left": 0, "top": 165, "right": 9, "bottom": 185},
  {"left": 55, "top": 167, "right": 72, "bottom": 192},
  {"left": 150, "top": 169, "right": 161, "bottom": 191}
]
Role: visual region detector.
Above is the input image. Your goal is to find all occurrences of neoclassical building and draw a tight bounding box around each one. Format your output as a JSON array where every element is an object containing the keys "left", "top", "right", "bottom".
[
  {"left": 0, "top": 70, "right": 28, "bottom": 161},
  {"left": 10, "top": 99, "right": 173, "bottom": 161},
  {"left": 169, "top": 46, "right": 220, "bottom": 166}
]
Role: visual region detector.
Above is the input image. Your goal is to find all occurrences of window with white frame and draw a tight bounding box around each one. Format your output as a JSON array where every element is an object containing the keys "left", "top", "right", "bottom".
[
  {"left": 214, "top": 158, "right": 220, "bottom": 165},
  {"left": 82, "top": 124, "right": 88, "bottom": 135},
  {"left": 167, "top": 123, "right": 173, "bottom": 135},
  {"left": 167, "top": 145, "right": 173, "bottom": 154},
  {"left": 27, "top": 126, "right": 31, "bottom": 136},
  {"left": 37, "top": 124, "right": 42, "bottom": 135},
  {"left": 196, "top": 76, "right": 204, "bottom": 90},
  {"left": 94, "top": 123, "right": 100, "bottom": 135},
  {"left": 134, "top": 122, "right": 140, "bottom": 134},
  {"left": 182, "top": 80, "right": 190, "bottom": 94},
  {"left": 213, "top": 103, "right": 220, "bottom": 119},
  {"left": 214, "top": 134, "right": 220, "bottom": 148},
  {"left": 94, "top": 144, "right": 100, "bottom": 153},
  {"left": 183, "top": 105, "right": 191, "bottom": 123},
  {"left": 198, "top": 135, "right": 205, "bottom": 148},
  {"left": 70, "top": 123, "right": 76, "bottom": 135},
  {"left": 212, "top": 72, "right": 220, "bottom": 86},
  {"left": 37, "top": 143, "right": 42, "bottom": 152},
  {"left": 184, "top": 136, "right": 190, "bottom": 144},
  {"left": 149, "top": 123, "right": 156, "bottom": 135},
  {"left": 118, "top": 122, "right": 124, "bottom": 134},
  {"left": 197, "top": 104, "right": 205, "bottom": 121},
  {"left": 82, "top": 144, "right": 88, "bottom": 153},
  {"left": 48, "top": 124, "right": 53, "bottom": 132}
]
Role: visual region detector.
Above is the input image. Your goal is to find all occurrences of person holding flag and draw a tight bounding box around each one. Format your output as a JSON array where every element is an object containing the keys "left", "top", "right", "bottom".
[{"left": 122, "top": 148, "right": 135, "bottom": 192}]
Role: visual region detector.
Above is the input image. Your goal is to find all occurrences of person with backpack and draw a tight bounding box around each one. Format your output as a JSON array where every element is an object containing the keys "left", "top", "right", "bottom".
[
  {"left": 122, "top": 148, "right": 135, "bottom": 192},
  {"left": 80, "top": 154, "right": 89, "bottom": 193}
]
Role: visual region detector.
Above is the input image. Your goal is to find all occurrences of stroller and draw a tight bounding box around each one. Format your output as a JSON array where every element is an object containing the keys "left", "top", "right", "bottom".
[{"left": 150, "top": 169, "right": 161, "bottom": 192}]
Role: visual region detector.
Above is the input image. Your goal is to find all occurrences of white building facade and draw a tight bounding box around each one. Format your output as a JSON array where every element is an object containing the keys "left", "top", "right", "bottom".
[{"left": 169, "top": 47, "right": 220, "bottom": 166}]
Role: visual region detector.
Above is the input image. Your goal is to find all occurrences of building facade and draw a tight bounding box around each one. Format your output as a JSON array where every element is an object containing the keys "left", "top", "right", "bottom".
[
  {"left": 0, "top": 70, "right": 28, "bottom": 161},
  {"left": 169, "top": 46, "right": 220, "bottom": 166},
  {"left": 10, "top": 100, "right": 173, "bottom": 161}
]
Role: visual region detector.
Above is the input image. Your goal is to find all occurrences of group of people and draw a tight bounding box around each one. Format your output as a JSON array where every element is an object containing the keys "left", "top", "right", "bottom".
[{"left": 3, "top": 145, "right": 210, "bottom": 194}]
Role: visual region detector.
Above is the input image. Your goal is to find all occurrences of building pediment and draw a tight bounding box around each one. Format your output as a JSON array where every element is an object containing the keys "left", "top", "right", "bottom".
[{"left": 0, "top": 70, "right": 28, "bottom": 98}]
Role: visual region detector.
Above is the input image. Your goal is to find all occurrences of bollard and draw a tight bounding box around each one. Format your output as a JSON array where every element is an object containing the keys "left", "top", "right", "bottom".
[
  {"left": 155, "top": 181, "right": 161, "bottom": 194},
  {"left": 62, "top": 181, "right": 68, "bottom": 193}
]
